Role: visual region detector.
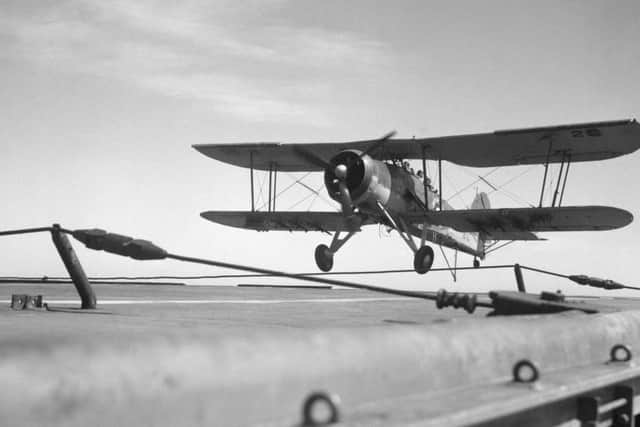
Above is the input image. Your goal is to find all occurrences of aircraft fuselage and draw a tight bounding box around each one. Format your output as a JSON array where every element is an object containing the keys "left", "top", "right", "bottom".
[{"left": 324, "top": 150, "right": 484, "bottom": 258}]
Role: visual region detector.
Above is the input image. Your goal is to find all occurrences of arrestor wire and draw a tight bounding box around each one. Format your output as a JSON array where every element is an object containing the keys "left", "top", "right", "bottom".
[
  {"left": 0, "top": 225, "right": 638, "bottom": 291},
  {"left": 0, "top": 226, "right": 59, "bottom": 237}
]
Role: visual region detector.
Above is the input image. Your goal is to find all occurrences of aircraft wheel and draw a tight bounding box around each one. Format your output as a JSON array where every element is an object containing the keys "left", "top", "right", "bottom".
[
  {"left": 473, "top": 258, "right": 480, "bottom": 268},
  {"left": 315, "top": 244, "right": 334, "bottom": 272},
  {"left": 414, "top": 246, "right": 435, "bottom": 274}
]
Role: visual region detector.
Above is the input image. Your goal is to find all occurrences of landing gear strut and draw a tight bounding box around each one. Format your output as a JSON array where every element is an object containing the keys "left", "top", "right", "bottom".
[
  {"left": 314, "top": 230, "right": 357, "bottom": 272},
  {"left": 473, "top": 258, "right": 480, "bottom": 268},
  {"left": 375, "top": 201, "right": 435, "bottom": 275}
]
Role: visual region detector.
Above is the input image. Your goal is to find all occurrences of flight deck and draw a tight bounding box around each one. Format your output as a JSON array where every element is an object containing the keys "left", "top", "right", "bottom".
[{"left": 3, "top": 282, "right": 640, "bottom": 426}]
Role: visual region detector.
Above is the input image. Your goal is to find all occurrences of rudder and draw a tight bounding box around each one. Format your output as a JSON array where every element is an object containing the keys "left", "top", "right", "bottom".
[
  {"left": 471, "top": 192, "right": 491, "bottom": 210},
  {"left": 471, "top": 192, "right": 490, "bottom": 257}
]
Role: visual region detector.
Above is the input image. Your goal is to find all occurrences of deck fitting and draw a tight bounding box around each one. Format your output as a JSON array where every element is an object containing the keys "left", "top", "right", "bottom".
[
  {"left": 512, "top": 359, "right": 539, "bottom": 383},
  {"left": 301, "top": 391, "right": 341, "bottom": 426},
  {"left": 51, "top": 224, "right": 96, "bottom": 309},
  {"left": 10, "top": 294, "right": 44, "bottom": 310},
  {"left": 611, "top": 344, "right": 633, "bottom": 363}
]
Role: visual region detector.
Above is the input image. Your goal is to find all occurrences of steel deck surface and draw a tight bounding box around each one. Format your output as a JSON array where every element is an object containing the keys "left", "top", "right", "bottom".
[{"left": 2, "top": 282, "right": 640, "bottom": 426}]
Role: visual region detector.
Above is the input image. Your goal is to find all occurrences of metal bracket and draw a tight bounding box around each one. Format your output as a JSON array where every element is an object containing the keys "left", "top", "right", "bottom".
[
  {"left": 10, "top": 294, "right": 45, "bottom": 310},
  {"left": 577, "top": 385, "right": 635, "bottom": 427}
]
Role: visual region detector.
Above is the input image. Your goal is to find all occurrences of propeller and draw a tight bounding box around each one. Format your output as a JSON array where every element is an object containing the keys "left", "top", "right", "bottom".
[
  {"left": 332, "top": 131, "right": 395, "bottom": 215},
  {"left": 295, "top": 131, "right": 396, "bottom": 217},
  {"left": 336, "top": 178, "right": 353, "bottom": 216},
  {"left": 292, "top": 146, "right": 330, "bottom": 169},
  {"left": 359, "top": 130, "right": 396, "bottom": 159}
]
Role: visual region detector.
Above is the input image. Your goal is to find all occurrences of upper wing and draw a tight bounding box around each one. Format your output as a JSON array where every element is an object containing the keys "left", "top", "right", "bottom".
[
  {"left": 193, "top": 119, "right": 640, "bottom": 171},
  {"left": 200, "top": 211, "right": 375, "bottom": 232},
  {"left": 405, "top": 206, "right": 633, "bottom": 235}
]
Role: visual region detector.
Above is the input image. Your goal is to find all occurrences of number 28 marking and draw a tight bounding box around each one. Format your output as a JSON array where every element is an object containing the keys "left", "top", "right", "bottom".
[{"left": 571, "top": 128, "right": 601, "bottom": 138}]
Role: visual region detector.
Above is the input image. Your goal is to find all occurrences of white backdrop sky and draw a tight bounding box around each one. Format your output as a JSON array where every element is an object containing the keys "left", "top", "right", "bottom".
[{"left": 1, "top": 0, "right": 639, "bottom": 295}]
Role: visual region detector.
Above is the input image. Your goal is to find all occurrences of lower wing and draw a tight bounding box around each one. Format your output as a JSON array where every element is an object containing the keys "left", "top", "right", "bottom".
[
  {"left": 200, "top": 211, "right": 375, "bottom": 232},
  {"left": 405, "top": 206, "right": 633, "bottom": 237}
]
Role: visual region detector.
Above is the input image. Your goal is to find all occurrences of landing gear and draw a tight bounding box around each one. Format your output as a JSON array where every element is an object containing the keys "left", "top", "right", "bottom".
[
  {"left": 473, "top": 258, "right": 480, "bottom": 268},
  {"left": 374, "top": 201, "right": 437, "bottom": 275},
  {"left": 314, "top": 244, "right": 334, "bottom": 272},
  {"left": 414, "top": 245, "right": 435, "bottom": 274},
  {"left": 314, "top": 230, "right": 357, "bottom": 272}
]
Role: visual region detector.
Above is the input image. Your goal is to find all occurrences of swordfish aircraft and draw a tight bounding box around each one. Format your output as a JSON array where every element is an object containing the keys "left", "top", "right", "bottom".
[{"left": 194, "top": 119, "right": 639, "bottom": 274}]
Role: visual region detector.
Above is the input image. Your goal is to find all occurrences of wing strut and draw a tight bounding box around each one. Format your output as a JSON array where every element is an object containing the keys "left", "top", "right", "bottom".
[
  {"left": 438, "top": 158, "right": 443, "bottom": 210},
  {"left": 557, "top": 153, "right": 572, "bottom": 207},
  {"left": 267, "top": 163, "right": 273, "bottom": 211},
  {"left": 538, "top": 136, "right": 553, "bottom": 207},
  {"left": 421, "top": 145, "right": 429, "bottom": 212},
  {"left": 250, "top": 151, "right": 255, "bottom": 212},
  {"left": 536, "top": 135, "right": 573, "bottom": 208},
  {"left": 249, "top": 155, "right": 279, "bottom": 212},
  {"left": 272, "top": 163, "right": 278, "bottom": 211},
  {"left": 551, "top": 152, "right": 569, "bottom": 207},
  {"left": 266, "top": 162, "right": 278, "bottom": 211}
]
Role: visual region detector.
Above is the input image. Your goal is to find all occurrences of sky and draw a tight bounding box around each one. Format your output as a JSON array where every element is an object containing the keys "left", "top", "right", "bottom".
[{"left": 1, "top": 0, "right": 639, "bottom": 296}]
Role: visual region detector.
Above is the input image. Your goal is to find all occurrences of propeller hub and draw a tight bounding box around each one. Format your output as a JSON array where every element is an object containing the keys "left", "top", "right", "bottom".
[{"left": 334, "top": 164, "right": 348, "bottom": 180}]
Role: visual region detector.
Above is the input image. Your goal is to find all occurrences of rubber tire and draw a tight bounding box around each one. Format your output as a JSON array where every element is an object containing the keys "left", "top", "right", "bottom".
[
  {"left": 413, "top": 246, "right": 435, "bottom": 274},
  {"left": 473, "top": 259, "right": 480, "bottom": 268},
  {"left": 315, "top": 244, "right": 334, "bottom": 272}
]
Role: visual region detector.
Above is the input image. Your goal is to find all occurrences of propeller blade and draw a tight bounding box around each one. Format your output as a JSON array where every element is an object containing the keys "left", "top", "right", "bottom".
[
  {"left": 337, "top": 181, "right": 353, "bottom": 216},
  {"left": 293, "top": 146, "right": 331, "bottom": 169},
  {"left": 360, "top": 130, "right": 396, "bottom": 158}
]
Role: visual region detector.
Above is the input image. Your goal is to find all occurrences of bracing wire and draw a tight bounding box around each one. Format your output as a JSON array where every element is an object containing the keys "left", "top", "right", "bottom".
[
  {"left": 256, "top": 171, "right": 312, "bottom": 211},
  {"left": 447, "top": 167, "right": 500, "bottom": 202}
]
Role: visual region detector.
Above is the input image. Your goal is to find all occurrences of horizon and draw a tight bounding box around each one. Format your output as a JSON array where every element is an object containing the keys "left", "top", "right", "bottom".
[{"left": 1, "top": 0, "right": 639, "bottom": 296}]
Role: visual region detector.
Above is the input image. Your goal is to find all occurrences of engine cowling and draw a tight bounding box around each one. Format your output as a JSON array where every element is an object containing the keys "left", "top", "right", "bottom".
[{"left": 324, "top": 150, "right": 391, "bottom": 211}]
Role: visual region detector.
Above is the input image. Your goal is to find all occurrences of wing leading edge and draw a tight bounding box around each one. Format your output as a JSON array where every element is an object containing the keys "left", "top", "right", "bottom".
[
  {"left": 200, "top": 211, "right": 375, "bottom": 232},
  {"left": 193, "top": 119, "right": 640, "bottom": 171}
]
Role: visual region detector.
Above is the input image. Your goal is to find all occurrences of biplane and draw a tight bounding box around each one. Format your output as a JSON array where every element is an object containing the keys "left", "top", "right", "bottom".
[{"left": 193, "top": 119, "right": 639, "bottom": 274}]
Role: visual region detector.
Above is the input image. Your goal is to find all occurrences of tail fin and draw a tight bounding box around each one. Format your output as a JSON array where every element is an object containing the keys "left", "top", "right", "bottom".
[
  {"left": 471, "top": 192, "right": 490, "bottom": 257},
  {"left": 471, "top": 192, "right": 491, "bottom": 210}
]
